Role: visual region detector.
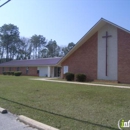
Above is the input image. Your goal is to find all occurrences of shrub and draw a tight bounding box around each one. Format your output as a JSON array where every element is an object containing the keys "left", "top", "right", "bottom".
[
  {"left": 3, "top": 71, "right": 15, "bottom": 75},
  {"left": 3, "top": 72, "right": 7, "bottom": 75},
  {"left": 7, "top": 71, "right": 11, "bottom": 75},
  {"left": 11, "top": 71, "right": 14, "bottom": 75},
  {"left": 14, "top": 71, "right": 22, "bottom": 76},
  {"left": 65, "top": 72, "right": 74, "bottom": 81},
  {"left": 76, "top": 74, "right": 86, "bottom": 82}
]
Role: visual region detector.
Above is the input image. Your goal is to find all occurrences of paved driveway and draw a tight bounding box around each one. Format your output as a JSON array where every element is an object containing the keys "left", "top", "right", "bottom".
[{"left": 0, "top": 112, "right": 37, "bottom": 130}]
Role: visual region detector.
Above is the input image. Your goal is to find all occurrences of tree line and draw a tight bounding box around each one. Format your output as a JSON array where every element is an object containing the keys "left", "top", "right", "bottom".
[{"left": 0, "top": 24, "right": 75, "bottom": 63}]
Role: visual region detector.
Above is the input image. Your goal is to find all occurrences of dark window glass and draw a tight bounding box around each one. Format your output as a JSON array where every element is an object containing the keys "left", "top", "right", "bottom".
[
  {"left": 9, "top": 67, "right": 11, "bottom": 71},
  {"left": 17, "top": 67, "right": 19, "bottom": 71},
  {"left": 26, "top": 67, "right": 29, "bottom": 74}
]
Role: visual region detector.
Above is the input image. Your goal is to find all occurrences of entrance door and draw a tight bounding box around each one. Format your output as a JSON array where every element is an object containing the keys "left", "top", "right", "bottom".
[{"left": 54, "top": 67, "right": 61, "bottom": 77}]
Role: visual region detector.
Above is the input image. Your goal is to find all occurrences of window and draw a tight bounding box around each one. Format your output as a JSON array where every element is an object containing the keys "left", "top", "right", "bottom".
[
  {"left": 2, "top": 67, "right": 4, "bottom": 72},
  {"left": 17, "top": 67, "right": 19, "bottom": 71},
  {"left": 64, "top": 66, "right": 68, "bottom": 74},
  {"left": 26, "top": 67, "right": 29, "bottom": 74},
  {"left": 9, "top": 67, "right": 11, "bottom": 71}
]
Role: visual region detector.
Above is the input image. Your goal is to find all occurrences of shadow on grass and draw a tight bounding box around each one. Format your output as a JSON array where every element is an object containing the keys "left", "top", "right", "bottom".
[{"left": 0, "top": 96, "right": 118, "bottom": 130}]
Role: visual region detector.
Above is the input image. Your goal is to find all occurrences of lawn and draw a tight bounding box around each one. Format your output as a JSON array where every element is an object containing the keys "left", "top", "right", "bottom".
[{"left": 0, "top": 75, "right": 129, "bottom": 130}]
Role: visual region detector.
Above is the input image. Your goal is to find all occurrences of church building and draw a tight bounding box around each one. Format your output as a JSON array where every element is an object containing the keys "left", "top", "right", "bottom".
[
  {"left": 59, "top": 18, "right": 130, "bottom": 83},
  {"left": 0, "top": 57, "right": 61, "bottom": 77},
  {"left": 0, "top": 18, "right": 130, "bottom": 83}
]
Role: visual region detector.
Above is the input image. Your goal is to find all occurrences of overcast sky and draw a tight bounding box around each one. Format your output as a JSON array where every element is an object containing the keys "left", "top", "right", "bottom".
[{"left": 0, "top": 0, "right": 130, "bottom": 46}]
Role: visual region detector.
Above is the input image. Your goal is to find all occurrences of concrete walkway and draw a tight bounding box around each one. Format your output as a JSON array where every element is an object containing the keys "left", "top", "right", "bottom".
[
  {"left": 0, "top": 113, "right": 37, "bottom": 130},
  {"left": 30, "top": 78, "right": 130, "bottom": 89}
]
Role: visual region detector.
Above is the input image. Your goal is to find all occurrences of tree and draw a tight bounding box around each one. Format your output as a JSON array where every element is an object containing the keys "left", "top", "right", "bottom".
[
  {"left": 0, "top": 24, "right": 20, "bottom": 61},
  {"left": 0, "top": 41, "right": 4, "bottom": 60},
  {"left": 62, "top": 42, "right": 75, "bottom": 56},
  {"left": 46, "top": 40, "right": 60, "bottom": 57},
  {"left": 30, "top": 35, "right": 46, "bottom": 58},
  {"left": 38, "top": 48, "right": 48, "bottom": 58},
  {"left": 16, "top": 37, "right": 32, "bottom": 60}
]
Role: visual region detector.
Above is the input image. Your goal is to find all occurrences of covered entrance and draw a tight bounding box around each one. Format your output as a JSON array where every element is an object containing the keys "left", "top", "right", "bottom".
[
  {"left": 38, "top": 66, "right": 61, "bottom": 77},
  {"left": 54, "top": 67, "right": 61, "bottom": 77}
]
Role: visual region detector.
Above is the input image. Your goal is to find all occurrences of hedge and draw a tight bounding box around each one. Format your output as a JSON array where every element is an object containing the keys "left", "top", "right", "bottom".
[
  {"left": 11, "top": 71, "right": 14, "bottom": 75},
  {"left": 65, "top": 72, "right": 74, "bottom": 81},
  {"left": 7, "top": 71, "right": 11, "bottom": 75},
  {"left": 76, "top": 74, "right": 86, "bottom": 82},
  {"left": 14, "top": 71, "right": 22, "bottom": 76},
  {"left": 3, "top": 72, "right": 7, "bottom": 75},
  {"left": 3, "top": 71, "right": 22, "bottom": 76}
]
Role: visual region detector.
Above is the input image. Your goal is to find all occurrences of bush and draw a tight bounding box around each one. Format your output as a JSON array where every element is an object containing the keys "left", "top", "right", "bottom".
[
  {"left": 76, "top": 74, "right": 86, "bottom": 82},
  {"left": 14, "top": 71, "right": 22, "bottom": 76},
  {"left": 3, "top": 71, "right": 22, "bottom": 76},
  {"left": 7, "top": 71, "right": 11, "bottom": 75},
  {"left": 3, "top": 72, "right": 7, "bottom": 75},
  {"left": 65, "top": 72, "right": 74, "bottom": 81},
  {"left": 11, "top": 71, "right": 14, "bottom": 75}
]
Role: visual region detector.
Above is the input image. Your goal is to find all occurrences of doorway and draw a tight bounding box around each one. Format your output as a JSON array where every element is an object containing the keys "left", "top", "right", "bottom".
[{"left": 54, "top": 67, "right": 61, "bottom": 77}]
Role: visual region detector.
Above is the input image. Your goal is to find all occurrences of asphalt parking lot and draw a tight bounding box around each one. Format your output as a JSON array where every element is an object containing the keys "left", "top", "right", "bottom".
[{"left": 0, "top": 112, "right": 37, "bottom": 130}]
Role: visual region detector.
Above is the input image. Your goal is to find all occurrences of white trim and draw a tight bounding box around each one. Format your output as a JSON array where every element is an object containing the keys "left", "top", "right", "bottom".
[{"left": 48, "top": 66, "right": 51, "bottom": 77}]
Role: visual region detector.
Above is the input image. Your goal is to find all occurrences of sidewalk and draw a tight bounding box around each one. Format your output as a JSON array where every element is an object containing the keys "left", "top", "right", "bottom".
[{"left": 30, "top": 78, "right": 130, "bottom": 89}]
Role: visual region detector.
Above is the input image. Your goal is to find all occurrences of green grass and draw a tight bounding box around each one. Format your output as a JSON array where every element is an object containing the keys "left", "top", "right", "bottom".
[{"left": 0, "top": 75, "right": 129, "bottom": 130}]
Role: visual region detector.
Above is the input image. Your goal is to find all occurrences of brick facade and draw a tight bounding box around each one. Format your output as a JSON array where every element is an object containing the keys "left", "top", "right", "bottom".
[
  {"left": 61, "top": 29, "right": 130, "bottom": 83},
  {"left": 118, "top": 29, "right": 130, "bottom": 83},
  {"left": 0, "top": 67, "right": 38, "bottom": 76},
  {"left": 61, "top": 32, "right": 98, "bottom": 81},
  {"left": 0, "top": 24, "right": 130, "bottom": 83}
]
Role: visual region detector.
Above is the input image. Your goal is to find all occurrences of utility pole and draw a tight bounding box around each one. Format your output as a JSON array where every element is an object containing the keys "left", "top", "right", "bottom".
[{"left": 0, "top": 0, "right": 11, "bottom": 8}]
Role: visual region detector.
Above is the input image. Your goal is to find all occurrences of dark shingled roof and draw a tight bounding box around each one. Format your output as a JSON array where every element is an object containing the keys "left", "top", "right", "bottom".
[{"left": 0, "top": 57, "right": 62, "bottom": 67}]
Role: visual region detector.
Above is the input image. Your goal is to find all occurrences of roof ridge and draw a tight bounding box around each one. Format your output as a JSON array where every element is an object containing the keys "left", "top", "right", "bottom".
[{"left": 11, "top": 57, "right": 62, "bottom": 62}]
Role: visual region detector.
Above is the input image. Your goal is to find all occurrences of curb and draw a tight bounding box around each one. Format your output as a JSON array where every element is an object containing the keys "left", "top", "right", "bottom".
[
  {"left": 18, "top": 115, "right": 59, "bottom": 130},
  {"left": 0, "top": 107, "right": 8, "bottom": 114}
]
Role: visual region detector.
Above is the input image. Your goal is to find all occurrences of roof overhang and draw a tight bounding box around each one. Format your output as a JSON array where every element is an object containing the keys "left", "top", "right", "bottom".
[
  {"left": 0, "top": 64, "right": 61, "bottom": 67},
  {"left": 0, "top": 57, "right": 62, "bottom": 67}
]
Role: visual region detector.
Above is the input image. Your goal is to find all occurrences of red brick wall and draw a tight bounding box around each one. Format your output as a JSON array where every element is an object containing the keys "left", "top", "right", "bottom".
[
  {"left": 0, "top": 67, "right": 3, "bottom": 74},
  {"left": 27, "top": 67, "right": 38, "bottom": 76},
  {"left": 118, "top": 29, "right": 130, "bottom": 83},
  {"left": 0, "top": 67, "right": 38, "bottom": 76},
  {"left": 61, "top": 32, "right": 98, "bottom": 81}
]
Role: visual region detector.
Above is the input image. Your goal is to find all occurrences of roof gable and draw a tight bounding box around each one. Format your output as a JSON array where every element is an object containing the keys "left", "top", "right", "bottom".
[{"left": 58, "top": 18, "right": 130, "bottom": 65}]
